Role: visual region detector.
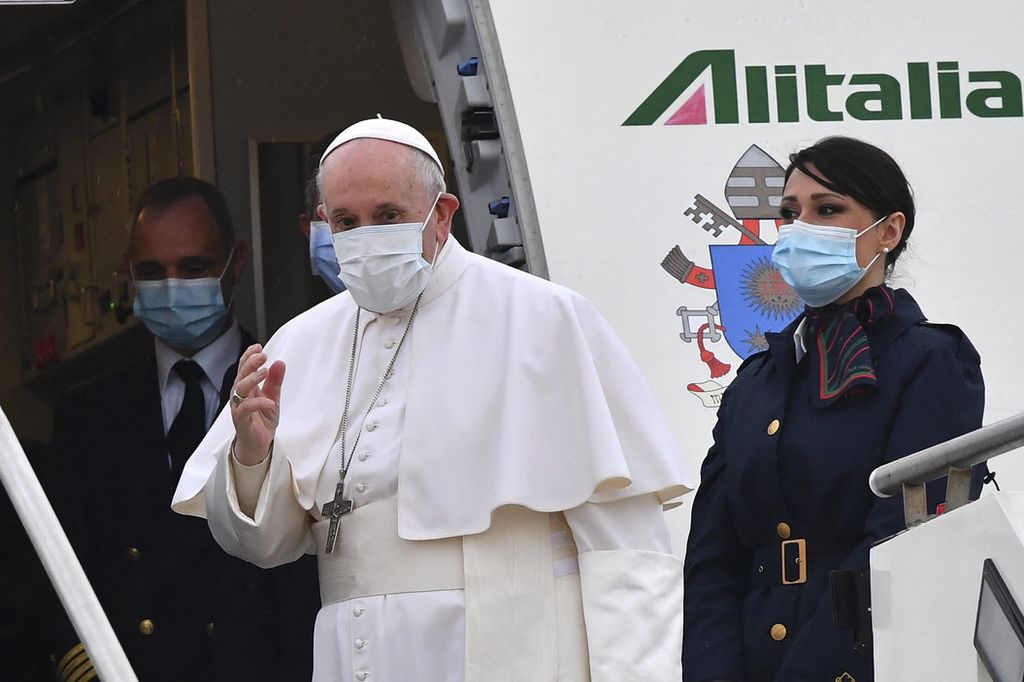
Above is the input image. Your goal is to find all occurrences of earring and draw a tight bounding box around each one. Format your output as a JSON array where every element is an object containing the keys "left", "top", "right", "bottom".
[{"left": 883, "top": 247, "right": 890, "bottom": 253}]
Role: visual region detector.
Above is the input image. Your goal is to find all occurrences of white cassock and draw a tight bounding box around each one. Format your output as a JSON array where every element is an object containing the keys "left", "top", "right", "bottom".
[{"left": 173, "top": 237, "right": 692, "bottom": 682}]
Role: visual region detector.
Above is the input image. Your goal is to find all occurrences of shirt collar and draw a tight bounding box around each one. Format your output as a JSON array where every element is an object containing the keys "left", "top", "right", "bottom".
[
  {"left": 793, "top": 317, "right": 809, "bottom": 363},
  {"left": 155, "top": 320, "right": 241, "bottom": 393}
]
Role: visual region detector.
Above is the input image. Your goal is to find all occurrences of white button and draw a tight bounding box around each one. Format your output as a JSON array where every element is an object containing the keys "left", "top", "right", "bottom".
[
  {"left": 391, "top": 316, "right": 402, "bottom": 325},
  {"left": 365, "top": 422, "right": 377, "bottom": 432},
  {"left": 356, "top": 483, "right": 368, "bottom": 493},
  {"left": 384, "top": 339, "right": 396, "bottom": 349},
  {"left": 358, "top": 451, "right": 371, "bottom": 462},
  {"left": 353, "top": 605, "right": 365, "bottom": 617},
  {"left": 354, "top": 638, "right": 367, "bottom": 649},
  {"left": 376, "top": 398, "right": 388, "bottom": 408},
  {"left": 356, "top": 672, "right": 369, "bottom": 681}
]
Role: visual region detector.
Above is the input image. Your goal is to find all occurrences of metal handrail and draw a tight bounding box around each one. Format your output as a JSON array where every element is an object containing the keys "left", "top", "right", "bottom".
[
  {"left": 0, "top": 406, "right": 138, "bottom": 681},
  {"left": 870, "top": 412, "right": 1024, "bottom": 499}
]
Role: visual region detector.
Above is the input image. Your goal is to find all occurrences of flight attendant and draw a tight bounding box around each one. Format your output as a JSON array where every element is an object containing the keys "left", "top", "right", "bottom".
[{"left": 682, "top": 136, "right": 987, "bottom": 682}]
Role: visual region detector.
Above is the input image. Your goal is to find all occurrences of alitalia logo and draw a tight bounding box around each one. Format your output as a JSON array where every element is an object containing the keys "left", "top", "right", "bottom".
[{"left": 624, "top": 49, "right": 1023, "bottom": 125}]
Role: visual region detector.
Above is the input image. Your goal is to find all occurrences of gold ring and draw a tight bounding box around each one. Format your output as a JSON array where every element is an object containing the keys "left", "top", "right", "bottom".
[{"left": 231, "top": 391, "right": 245, "bottom": 406}]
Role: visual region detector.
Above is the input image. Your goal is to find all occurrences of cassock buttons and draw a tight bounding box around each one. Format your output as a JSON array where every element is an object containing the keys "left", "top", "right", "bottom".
[
  {"left": 353, "top": 605, "right": 365, "bottom": 617},
  {"left": 384, "top": 339, "right": 396, "bottom": 349},
  {"left": 777, "top": 523, "right": 792, "bottom": 539},
  {"left": 354, "top": 638, "right": 367, "bottom": 649},
  {"left": 358, "top": 451, "right": 371, "bottom": 462},
  {"left": 366, "top": 422, "right": 378, "bottom": 432},
  {"left": 126, "top": 547, "right": 141, "bottom": 561},
  {"left": 770, "top": 623, "right": 787, "bottom": 641},
  {"left": 767, "top": 419, "right": 781, "bottom": 436},
  {"left": 139, "top": 619, "right": 155, "bottom": 636},
  {"left": 355, "top": 671, "right": 369, "bottom": 681},
  {"left": 356, "top": 483, "right": 368, "bottom": 493}
]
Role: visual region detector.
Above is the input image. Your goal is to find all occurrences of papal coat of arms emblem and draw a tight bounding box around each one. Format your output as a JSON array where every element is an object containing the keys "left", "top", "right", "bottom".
[{"left": 663, "top": 145, "right": 802, "bottom": 407}]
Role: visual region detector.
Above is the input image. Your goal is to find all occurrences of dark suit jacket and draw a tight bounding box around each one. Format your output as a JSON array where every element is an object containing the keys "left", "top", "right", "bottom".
[
  {"left": 49, "top": 331, "right": 320, "bottom": 682},
  {"left": 682, "top": 289, "right": 987, "bottom": 682}
]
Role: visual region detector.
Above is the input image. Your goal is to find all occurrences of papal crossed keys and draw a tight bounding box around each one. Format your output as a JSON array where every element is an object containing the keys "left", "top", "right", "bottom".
[
  {"left": 663, "top": 195, "right": 769, "bottom": 286},
  {"left": 683, "top": 194, "right": 765, "bottom": 245}
]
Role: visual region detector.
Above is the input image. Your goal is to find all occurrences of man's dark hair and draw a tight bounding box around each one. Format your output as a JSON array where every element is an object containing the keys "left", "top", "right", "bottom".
[
  {"left": 303, "top": 174, "right": 320, "bottom": 216},
  {"left": 304, "top": 130, "right": 345, "bottom": 215},
  {"left": 130, "top": 177, "right": 235, "bottom": 255}
]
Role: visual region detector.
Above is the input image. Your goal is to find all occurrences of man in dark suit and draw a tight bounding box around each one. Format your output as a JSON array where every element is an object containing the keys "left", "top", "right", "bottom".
[{"left": 50, "top": 177, "right": 320, "bottom": 682}]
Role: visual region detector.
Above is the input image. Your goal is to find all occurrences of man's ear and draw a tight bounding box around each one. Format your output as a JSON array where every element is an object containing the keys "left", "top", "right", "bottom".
[
  {"left": 434, "top": 193, "right": 459, "bottom": 241},
  {"left": 229, "top": 241, "right": 249, "bottom": 283},
  {"left": 316, "top": 203, "right": 329, "bottom": 222},
  {"left": 299, "top": 213, "right": 311, "bottom": 239}
]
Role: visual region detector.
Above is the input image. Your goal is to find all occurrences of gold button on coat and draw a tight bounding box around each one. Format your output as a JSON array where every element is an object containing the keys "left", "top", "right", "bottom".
[
  {"left": 139, "top": 619, "right": 155, "bottom": 636},
  {"left": 770, "top": 623, "right": 787, "bottom": 641},
  {"left": 126, "top": 547, "right": 141, "bottom": 561},
  {"left": 206, "top": 622, "right": 215, "bottom": 637},
  {"left": 776, "top": 523, "right": 791, "bottom": 539},
  {"left": 767, "top": 419, "right": 781, "bottom": 436}
]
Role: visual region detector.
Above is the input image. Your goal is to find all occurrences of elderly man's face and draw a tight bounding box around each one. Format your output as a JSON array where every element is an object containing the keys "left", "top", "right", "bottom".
[{"left": 317, "top": 138, "right": 458, "bottom": 263}]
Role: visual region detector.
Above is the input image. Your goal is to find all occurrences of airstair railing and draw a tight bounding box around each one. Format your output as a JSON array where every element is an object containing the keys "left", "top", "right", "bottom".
[
  {"left": 869, "top": 412, "right": 1024, "bottom": 528},
  {"left": 0, "top": 406, "right": 138, "bottom": 681}
]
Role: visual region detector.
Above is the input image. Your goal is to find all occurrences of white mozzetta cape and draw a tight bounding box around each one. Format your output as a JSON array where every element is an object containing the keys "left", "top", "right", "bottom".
[{"left": 172, "top": 238, "right": 691, "bottom": 539}]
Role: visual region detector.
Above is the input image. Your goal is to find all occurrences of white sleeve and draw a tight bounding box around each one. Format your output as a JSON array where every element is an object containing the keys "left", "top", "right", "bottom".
[
  {"left": 563, "top": 494, "right": 683, "bottom": 682},
  {"left": 202, "top": 438, "right": 314, "bottom": 569},
  {"left": 232, "top": 449, "right": 270, "bottom": 518}
]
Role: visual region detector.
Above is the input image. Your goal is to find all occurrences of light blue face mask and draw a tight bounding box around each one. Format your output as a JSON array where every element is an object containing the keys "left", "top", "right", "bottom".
[
  {"left": 132, "top": 250, "right": 235, "bottom": 350},
  {"left": 309, "top": 221, "right": 346, "bottom": 294},
  {"left": 771, "top": 216, "right": 888, "bottom": 308}
]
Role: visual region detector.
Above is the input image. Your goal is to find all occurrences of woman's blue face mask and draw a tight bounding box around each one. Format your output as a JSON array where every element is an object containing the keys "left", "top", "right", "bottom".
[{"left": 771, "top": 216, "right": 887, "bottom": 308}]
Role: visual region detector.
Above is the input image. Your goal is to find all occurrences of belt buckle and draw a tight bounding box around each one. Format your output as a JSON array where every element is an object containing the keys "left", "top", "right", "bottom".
[{"left": 781, "top": 538, "right": 807, "bottom": 585}]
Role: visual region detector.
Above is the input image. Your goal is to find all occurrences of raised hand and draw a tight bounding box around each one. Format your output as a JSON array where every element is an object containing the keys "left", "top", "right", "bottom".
[{"left": 229, "top": 343, "right": 286, "bottom": 465}]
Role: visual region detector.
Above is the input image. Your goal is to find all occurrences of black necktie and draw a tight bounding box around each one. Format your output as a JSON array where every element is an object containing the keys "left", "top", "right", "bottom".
[{"left": 167, "top": 360, "right": 207, "bottom": 487}]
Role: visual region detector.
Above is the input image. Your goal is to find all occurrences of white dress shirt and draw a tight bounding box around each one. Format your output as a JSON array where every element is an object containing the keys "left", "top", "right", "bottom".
[
  {"left": 793, "top": 316, "right": 809, "bottom": 363},
  {"left": 154, "top": 321, "right": 242, "bottom": 434}
]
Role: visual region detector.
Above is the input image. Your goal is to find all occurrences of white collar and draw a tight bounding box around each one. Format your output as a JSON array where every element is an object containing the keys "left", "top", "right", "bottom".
[
  {"left": 793, "top": 317, "right": 809, "bottom": 363},
  {"left": 383, "top": 236, "right": 470, "bottom": 317},
  {"left": 421, "top": 235, "right": 469, "bottom": 306},
  {"left": 155, "top": 320, "right": 242, "bottom": 392}
]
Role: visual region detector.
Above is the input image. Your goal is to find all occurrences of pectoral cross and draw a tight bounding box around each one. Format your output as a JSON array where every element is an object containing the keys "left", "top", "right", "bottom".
[{"left": 321, "top": 479, "right": 354, "bottom": 553}]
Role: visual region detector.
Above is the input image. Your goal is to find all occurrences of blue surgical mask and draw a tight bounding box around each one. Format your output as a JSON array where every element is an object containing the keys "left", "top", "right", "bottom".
[
  {"left": 771, "top": 217, "right": 887, "bottom": 308},
  {"left": 309, "top": 221, "right": 346, "bottom": 294},
  {"left": 132, "top": 250, "right": 235, "bottom": 350}
]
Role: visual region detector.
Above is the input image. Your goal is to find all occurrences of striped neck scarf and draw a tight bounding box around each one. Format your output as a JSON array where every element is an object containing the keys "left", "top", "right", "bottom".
[{"left": 806, "top": 285, "right": 896, "bottom": 406}]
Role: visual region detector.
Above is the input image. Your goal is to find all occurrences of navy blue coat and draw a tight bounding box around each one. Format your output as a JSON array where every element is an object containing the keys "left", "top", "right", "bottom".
[
  {"left": 682, "top": 289, "right": 985, "bottom": 682},
  {"left": 49, "top": 335, "right": 321, "bottom": 682}
]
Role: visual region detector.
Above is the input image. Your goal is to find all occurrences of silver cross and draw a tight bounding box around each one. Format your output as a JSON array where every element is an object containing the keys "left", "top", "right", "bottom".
[{"left": 320, "top": 480, "right": 354, "bottom": 554}]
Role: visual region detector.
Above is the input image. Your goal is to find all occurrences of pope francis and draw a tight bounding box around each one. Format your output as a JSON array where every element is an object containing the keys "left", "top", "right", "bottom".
[{"left": 172, "top": 117, "right": 692, "bottom": 682}]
